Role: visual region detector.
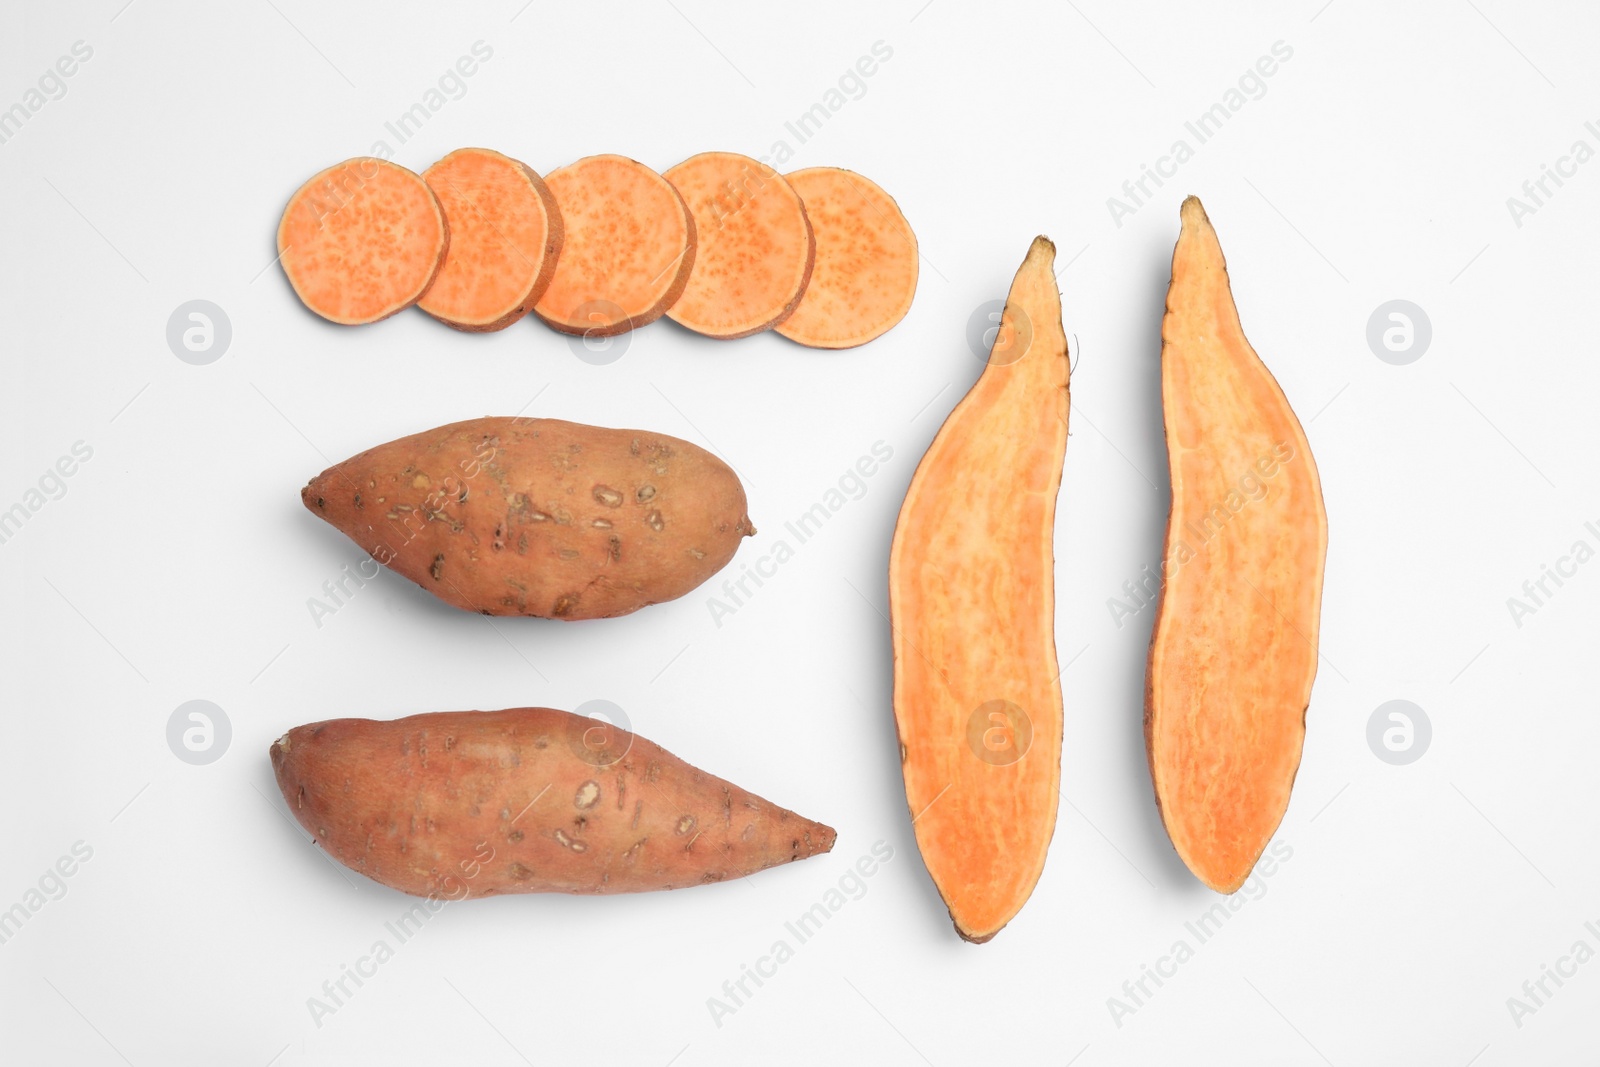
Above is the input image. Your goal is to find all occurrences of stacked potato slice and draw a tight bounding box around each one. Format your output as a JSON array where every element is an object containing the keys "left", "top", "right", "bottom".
[{"left": 277, "top": 149, "right": 918, "bottom": 348}]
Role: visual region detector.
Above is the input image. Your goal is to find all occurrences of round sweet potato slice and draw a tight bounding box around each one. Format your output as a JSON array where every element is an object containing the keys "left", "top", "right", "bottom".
[
  {"left": 277, "top": 157, "right": 448, "bottom": 326},
  {"left": 416, "top": 148, "right": 563, "bottom": 332},
  {"left": 664, "top": 152, "right": 815, "bottom": 339},
  {"left": 533, "top": 154, "right": 695, "bottom": 337},
  {"left": 776, "top": 168, "right": 918, "bottom": 349}
]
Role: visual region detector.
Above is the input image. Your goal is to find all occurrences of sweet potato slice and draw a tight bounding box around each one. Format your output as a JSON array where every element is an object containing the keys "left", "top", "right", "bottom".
[
  {"left": 889, "top": 237, "right": 1069, "bottom": 943},
  {"left": 532, "top": 154, "right": 695, "bottom": 337},
  {"left": 271, "top": 707, "right": 836, "bottom": 897},
  {"left": 663, "top": 152, "right": 814, "bottom": 339},
  {"left": 775, "top": 168, "right": 918, "bottom": 349},
  {"left": 416, "top": 147, "right": 563, "bottom": 332},
  {"left": 1146, "top": 196, "right": 1328, "bottom": 893},
  {"left": 277, "top": 157, "right": 448, "bottom": 325}
]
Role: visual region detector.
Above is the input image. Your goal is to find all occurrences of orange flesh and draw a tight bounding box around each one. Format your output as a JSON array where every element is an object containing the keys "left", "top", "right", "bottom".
[
  {"left": 417, "top": 148, "right": 562, "bottom": 331},
  {"left": 277, "top": 157, "right": 448, "bottom": 325},
  {"left": 533, "top": 154, "right": 694, "bottom": 336},
  {"left": 776, "top": 168, "right": 918, "bottom": 349},
  {"left": 889, "top": 237, "right": 1068, "bottom": 942},
  {"left": 1146, "top": 197, "right": 1327, "bottom": 893},
  {"left": 664, "top": 152, "right": 814, "bottom": 339}
]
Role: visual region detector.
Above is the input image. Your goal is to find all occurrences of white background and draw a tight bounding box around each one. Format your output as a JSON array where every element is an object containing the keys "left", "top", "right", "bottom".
[{"left": 3, "top": 1, "right": 1597, "bottom": 1063}]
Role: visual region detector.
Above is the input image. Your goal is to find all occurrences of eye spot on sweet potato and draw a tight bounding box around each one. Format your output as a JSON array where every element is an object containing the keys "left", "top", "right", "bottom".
[
  {"left": 636, "top": 485, "right": 656, "bottom": 502},
  {"left": 592, "top": 518, "right": 613, "bottom": 529},
  {"left": 558, "top": 547, "right": 580, "bottom": 561},
  {"left": 647, "top": 510, "right": 665, "bottom": 532},
  {"left": 676, "top": 815, "right": 696, "bottom": 835},
  {"left": 412, "top": 474, "right": 431, "bottom": 489},
  {"left": 608, "top": 536, "right": 622, "bottom": 562},
  {"left": 431, "top": 554, "right": 445, "bottom": 580},
  {"left": 508, "top": 829, "right": 524, "bottom": 843},
  {"left": 508, "top": 863, "right": 533, "bottom": 880},
  {"left": 553, "top": 829, "right": 587, "bottom": 852},
  {"left": 552, "top": 594, "right": 579, "bottom": 616},
  {"left": 574, "top": 780, "right": 601, "bottom": 809},
  {"left": 593, "top": 485, "right": 623, "bottom": 507}
]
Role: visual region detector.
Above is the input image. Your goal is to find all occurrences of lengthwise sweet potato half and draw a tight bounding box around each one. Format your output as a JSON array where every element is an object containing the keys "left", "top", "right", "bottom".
[
  {"left": 277, "top": 157, "right": 449, "bottom": 325},
  {"left": 776, "top": 168, "right": 918, "bottom": 349},
  {"left": 271, "top": 708, "right": 835, "bottom": 897},
  {"left": 533, "top": 154, "right": 695, "bottom": 337},
  {"left": 417, "top": 147, "right": 563, "bottom": 332},
  {"left": 664, "top": 152, "right": 814, "bottom": 339},
  {"left": 1146, "top": 196, "right": 1328, "bottom": 894},
  {"left": 889, "top": 237, "right": 1068, "bottom": 943}
]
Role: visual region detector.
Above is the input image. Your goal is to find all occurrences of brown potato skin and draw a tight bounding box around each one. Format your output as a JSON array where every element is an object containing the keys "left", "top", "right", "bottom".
[
  {"left": 302, "top": 417, "right": 754, "bottom": 620},
  {"left": 270, "top": 708, "right": 836, "bottom": 897}
]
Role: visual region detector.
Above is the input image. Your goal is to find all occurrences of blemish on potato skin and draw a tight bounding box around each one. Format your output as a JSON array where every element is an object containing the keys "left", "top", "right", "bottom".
[
  {"left": 508, "top": 829, "right": 524, "bottom": 843},
  {"left": 553, "top": 829, "right": 586, "bottom": 852},
  {"left": 631, "top": 799, "right": 643, "bottom": 830},
  {"left": 592, "top": 485, "right": 623, "bottom": 507},
  {"left": 636, "top": 484, "right": 656, "bottom": 502},
  {"left": 430, "top": 554, "right": 445, "bottom": 580},
  {"left": 508, "top": 863, "right": 533, "bottom": 880},
  {"left": 574, "top": 780, "right": 601, "bottom": 809},
  {"left": 676, "top": 815, "right": 696, "bottom": 835},
  {"left": 646, "top": 509, "right": 665, "bottom": 532},
  {"left": 552, "top": 594, "right": 579, "bottom": 616}
]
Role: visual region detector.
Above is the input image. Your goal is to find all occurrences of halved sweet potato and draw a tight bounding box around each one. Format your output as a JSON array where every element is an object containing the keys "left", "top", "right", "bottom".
[
  {"left": 417, "top": 147, "right": 563, "bottom": 332},
  {"left": 533, "top": 154, "right": 695, "bottom": 337},
  {"left": 663, "top": 152, "right": 814, "bottom": 339},
  {"left": 1146, "top": 196, "right": 1328, "bottom": 894},
  {"left": 776, "top": 168, "right": 918, "bottom": 349},
  {"left": 889, "top": 237, "right": 1069, "bottom": 943},
  {"left": 277, "top": 157, "right": 449, "bottom": 325}
]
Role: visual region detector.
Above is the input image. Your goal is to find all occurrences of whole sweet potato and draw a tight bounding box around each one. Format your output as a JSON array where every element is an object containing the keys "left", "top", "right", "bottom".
[
  {"left": 270, "top": 708, "right": 835, "bottom": 896},
  {"left": 302, "top": 417, "right": 754, "bottom": 619}
]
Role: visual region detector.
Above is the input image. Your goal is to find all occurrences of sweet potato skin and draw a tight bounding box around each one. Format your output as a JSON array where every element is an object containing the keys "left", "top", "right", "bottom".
[
  {"left": 301, "top": 417, "right": 754, "bottom": 620},
  {"left": 270, "top": 708, "right": 836, "bottom": 897}
]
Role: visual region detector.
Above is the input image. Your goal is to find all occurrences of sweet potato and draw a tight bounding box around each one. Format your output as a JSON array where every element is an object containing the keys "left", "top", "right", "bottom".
[
  {"left": 889, "top": 237, "right": 1069, "bottom": 943},
  {"left": 301, "top": 417, "right": 753, "bottom": 620},
  {"left": 271, "top": 708, "right": 835, "bottom": 896},
  {"left": 416, "top": 147, "right": 563, "bottom": 332},
  {"left": 1146, "top": 197, "right": 1328, "bottom": 893},
  {"left": 775, "top": 168, "right": 918, "bottom": 349},
  {"left": 664, "top": 152, "right": 814, "bottom": 339},
  {"left": 532, "top": 154, "right": 695, "bottom": 337},
  {"left": 277, "top": 157, "right": 449, "bottom": 325}
]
